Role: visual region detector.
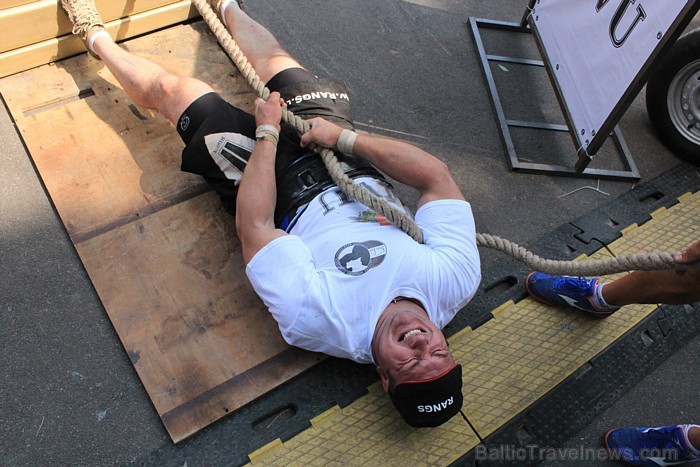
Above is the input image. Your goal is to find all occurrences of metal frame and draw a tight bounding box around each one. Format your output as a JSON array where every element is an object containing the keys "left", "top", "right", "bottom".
[{"left": 468, "top": 17, "right": 640, "bottom": 181}]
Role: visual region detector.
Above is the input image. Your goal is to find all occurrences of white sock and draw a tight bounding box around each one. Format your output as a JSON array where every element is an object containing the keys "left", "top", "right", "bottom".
[
  {"left": 219, "top": 0, "right": 233, "bottom": 28},
  {"left": 87, "top": 29, "right": 111, "bottom": 57},
  {"left": 590, "top": 282, "right": 618, "bottom": 311},
  {"left": 219, "top": 0, "right": 231, "bottom": 14}
]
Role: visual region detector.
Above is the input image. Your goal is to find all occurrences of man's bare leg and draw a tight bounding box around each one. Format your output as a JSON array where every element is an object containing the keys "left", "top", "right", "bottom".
[
  {"left": 61, "top": 0, "right": 213, "bottom": 124},
  {"left": 219, "top": 2, "right": 303, "bottom": 83},
  {"left": 89, "top": 29, "right": 213, "bottom": 124}
]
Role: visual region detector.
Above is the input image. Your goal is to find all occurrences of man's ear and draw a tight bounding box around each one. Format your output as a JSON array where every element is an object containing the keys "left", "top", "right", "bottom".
[{"left": 376, "top": 365, "right": 390, "bottom": 392}]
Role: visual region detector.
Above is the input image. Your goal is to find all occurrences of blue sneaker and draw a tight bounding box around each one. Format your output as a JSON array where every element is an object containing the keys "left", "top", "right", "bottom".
[
  {"left": 525, "top": 272, "right": 619, "bottom": 317},
  {"left": 605, "top": 425, "right": 700, "bottom": 466}
]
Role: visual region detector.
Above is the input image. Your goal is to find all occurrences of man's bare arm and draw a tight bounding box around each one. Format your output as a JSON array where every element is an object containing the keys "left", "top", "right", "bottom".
[
  {"left": 300, "top": 118, "right": 464, "bottom": 208},
  {"left": 235, "top": 92, "right": 288, "bottom": 264}
]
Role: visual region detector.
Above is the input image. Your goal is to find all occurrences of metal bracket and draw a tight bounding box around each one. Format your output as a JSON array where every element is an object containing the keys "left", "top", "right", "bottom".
[{"left": 468, "top": 17, "right": 641, "bottom": 181}]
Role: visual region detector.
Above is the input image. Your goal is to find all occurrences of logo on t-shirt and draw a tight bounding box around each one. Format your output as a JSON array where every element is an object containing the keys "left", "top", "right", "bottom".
[{"left": 334, "top": 241, "right": 387, "bottom": 276}]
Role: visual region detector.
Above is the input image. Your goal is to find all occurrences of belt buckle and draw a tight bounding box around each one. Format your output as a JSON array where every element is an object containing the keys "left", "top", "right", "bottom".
[{"left": 299, "top": 168, "right": 317, "bottom": 189}]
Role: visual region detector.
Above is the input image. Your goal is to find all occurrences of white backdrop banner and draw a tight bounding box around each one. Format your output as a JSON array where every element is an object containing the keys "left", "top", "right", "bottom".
[{"left": 530, "top": 0, "right": 694, "bottom": 154}]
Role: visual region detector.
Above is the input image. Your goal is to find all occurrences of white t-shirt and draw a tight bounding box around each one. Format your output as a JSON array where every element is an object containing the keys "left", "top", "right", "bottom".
[{"left": 246, "top": 178, "right": 481, "bottom": 364}]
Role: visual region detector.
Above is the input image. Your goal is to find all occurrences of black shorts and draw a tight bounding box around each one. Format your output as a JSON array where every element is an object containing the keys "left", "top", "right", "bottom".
[{"left": 176, "top": 67, "right": 383, "bottom": 228}]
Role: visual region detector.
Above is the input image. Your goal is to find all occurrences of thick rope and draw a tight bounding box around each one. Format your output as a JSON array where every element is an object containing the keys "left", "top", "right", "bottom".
[
  {"left": 192, "top": 0, "right": 695, "bottom": 276},
  {"left": 476, "top": 233, "right": 689, "bottom": 275}
]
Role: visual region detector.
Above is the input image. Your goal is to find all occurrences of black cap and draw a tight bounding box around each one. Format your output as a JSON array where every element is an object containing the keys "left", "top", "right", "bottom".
[{"left": 389, "top": 364, "right": 463, "bottom": 427}]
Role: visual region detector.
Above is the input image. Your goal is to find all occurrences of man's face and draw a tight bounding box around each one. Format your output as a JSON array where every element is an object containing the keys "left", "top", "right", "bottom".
[{"left": 372, "top": 301, "right": 455, "bottom": 392}]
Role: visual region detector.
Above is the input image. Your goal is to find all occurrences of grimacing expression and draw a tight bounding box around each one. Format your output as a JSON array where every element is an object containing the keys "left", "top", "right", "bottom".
[{"left": 373, "top": 301, "right": 455, "bottom": 391}]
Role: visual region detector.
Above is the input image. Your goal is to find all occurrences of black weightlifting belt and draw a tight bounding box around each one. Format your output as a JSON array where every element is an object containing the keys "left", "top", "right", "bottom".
[{"left": 275, "top": 151, "right": 385, "bottom": 229}]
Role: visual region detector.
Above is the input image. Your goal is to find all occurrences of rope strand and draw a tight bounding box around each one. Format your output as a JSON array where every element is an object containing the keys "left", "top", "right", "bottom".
[{"left": 192, "top": 0, "right": 694, "bottom": 275}]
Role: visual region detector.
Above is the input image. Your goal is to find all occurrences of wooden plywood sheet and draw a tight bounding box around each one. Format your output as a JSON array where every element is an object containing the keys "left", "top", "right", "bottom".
[
  {"left": 0, "top": 22, "right": 323, "bottom": 442},
  {"left": 77, "top": 191, "right": 323, "bottom": 440}
]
